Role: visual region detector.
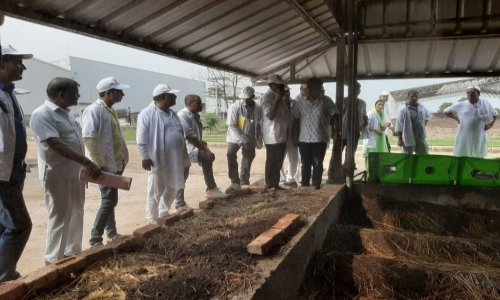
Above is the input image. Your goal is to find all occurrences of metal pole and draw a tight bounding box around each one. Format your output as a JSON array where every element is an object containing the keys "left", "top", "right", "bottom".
[
  {"left": 345, "top": 0, "right": 358, "bottom": 187},
  {"left": 327, "top": 31, "right": 345, "bottom": 183}
]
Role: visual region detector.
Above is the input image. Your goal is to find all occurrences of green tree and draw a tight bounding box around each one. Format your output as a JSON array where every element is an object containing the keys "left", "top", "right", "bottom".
[
  {"left": 438, "top": 102, "right": 453, "bottom": 113},
  {"left": 202, "top": 112, "right": 220, "bottom": 135}
]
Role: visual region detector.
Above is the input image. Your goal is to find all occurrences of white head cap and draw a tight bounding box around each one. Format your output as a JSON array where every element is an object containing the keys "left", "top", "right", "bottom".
[
  {"left": 467, "top": 85, "right": 481, "bottom": 93},
  {"left": 1, "top": 44, "right": 33, "bottom": 59},
  {"left": 96, "top": 77, "right": 130, "bottom": 93},
  {"left": 153, "top": 84, "right": 180, "bottom": 97},
  {"left": 267, "top": 74, "right": 285, "bottom": 85},
  {"left": 239, "top": 86, "right": 255, "bottom": 99},
  {"left": 380, "top": 91, "right": 390, "bottom": 96}
]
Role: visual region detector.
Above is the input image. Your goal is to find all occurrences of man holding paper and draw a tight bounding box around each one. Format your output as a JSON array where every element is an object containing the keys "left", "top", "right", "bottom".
[
  {"left": 82, "top": 77, "right": 130, "bottom": 246},
  {"left": 30, "top": 78, "right": 101, "bottom": 264},
  {"left": 225, "top": 86, "right": 263, "bottom": 194},
  {"left": 136, "top": 84, "right": 190, "bottom": 224}
]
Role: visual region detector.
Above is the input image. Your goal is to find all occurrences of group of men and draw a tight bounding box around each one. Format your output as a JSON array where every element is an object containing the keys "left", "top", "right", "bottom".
[{"left": 1, "top": 42, "right": 498, "bottom": 283}]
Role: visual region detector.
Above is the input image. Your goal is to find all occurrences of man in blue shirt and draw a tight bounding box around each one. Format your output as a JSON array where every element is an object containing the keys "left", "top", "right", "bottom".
[{"left": 0, "top": 44, "right": 33, "bottom": 282}]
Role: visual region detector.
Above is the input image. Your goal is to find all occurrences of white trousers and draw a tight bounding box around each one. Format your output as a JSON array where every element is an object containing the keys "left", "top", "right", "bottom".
[
  {"left": 280, "top": 140, "right": 301, "bottom": 183},
  {"left": 44, "top": 178, "right": 85, "bottom": 263},
  {"left": 146, "top": 171, "right": 178, "bottom": 223}
]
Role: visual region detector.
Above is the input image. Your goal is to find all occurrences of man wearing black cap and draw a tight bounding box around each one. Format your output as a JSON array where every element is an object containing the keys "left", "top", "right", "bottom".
[{"left": 0, "top": 44, "right": 33, "bottom": 282}]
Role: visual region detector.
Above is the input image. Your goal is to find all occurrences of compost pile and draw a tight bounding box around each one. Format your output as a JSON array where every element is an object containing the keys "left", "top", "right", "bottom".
[
  {"left": 41, "top": 186, "right": 334, "bottom": 300},
  {"left": 300, "top": 195, "right": 500, "bottom": 299}
]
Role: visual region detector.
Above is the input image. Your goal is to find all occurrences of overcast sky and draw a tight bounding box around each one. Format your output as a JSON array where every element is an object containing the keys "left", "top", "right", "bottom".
[{"left": 2, "top": 16, "right": 496, "bottom": 112}]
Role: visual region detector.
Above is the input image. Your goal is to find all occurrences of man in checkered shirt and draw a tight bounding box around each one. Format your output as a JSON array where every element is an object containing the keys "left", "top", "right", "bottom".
[{"left": 292, "top": 77, "right": 339, "bottom": 189}]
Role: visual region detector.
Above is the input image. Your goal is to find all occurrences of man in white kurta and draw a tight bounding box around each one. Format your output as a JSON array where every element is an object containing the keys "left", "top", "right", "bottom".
[
  {"left": 444, "top": 85, "right": 497, "bottom": 158},
  {"left": 30, "top": 78, "right": 101, "bottom": 264},
  {"left": 137, "top": 84, "right": 190, "bottom": 224}
]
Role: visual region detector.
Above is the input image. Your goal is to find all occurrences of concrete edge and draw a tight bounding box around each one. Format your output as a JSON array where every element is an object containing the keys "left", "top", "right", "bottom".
[{"left": 243, "top": 184, "right": 346, "bottom": 300}]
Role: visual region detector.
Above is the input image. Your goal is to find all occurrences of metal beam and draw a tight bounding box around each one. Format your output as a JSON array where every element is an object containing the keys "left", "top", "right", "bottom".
[
  {"left": 284, "top": 0, "right": 335, "bottom": 43},
  {"left": 425, "top": 41, "right": 434, "bottom": 74},
  {"left": 0, "top": 2, "right": 256, "bottom": 78},
  {"left": 145, "top": 0, "right": 227, "bottom": 41},
  {"left": 252, "top": 42, "right": 335, "bottom": 81},
  {"left": 466, "top": 39, "right": 482, "bottom": 73},
  {"left": 60, "top": 0, "right": 98, "bottom": 17},
  {"left": 404, "top": 41, "right": 410, "bottom": 75},
  {"left": 94, "top": 0, "right": 142, "bottom": 27},
  {"left": 445, "top": 39, "right": 457, "bottom": 73},
  {"left": 359, "top": 32, "right": 500, "bottom": 44},
  {"left": 180, "top": 0, "right": 281, "bottom": 53},
  {"left": 121, "top": 0, "right": 188, "bottom": 35},
  {"left": 488, "top": 44, "right": 500, "bottom": 72}
]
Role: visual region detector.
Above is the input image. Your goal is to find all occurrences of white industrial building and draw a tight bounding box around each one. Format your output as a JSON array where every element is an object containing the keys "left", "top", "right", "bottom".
[{"left": 15, "top": 56, "right": 206, "bottom": 118}]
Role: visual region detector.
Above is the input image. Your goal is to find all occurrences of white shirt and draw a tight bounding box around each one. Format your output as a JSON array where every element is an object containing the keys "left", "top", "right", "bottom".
[
  {"left": 0, "top": 89, "right": 20, "bottom": 181},
  {"left": 342, "top": 98, "right": 367, "bottom": 139},
  {"left": 226, "top": 100, "right": 263, "bottom": 146},
  {"left": 261, "top": 89, "right": 289, "bottom": 144},
  {"left": 395, "top": 103, "right": 432, "bottom": 147},
  {"left": 137, "top": 103, "right": 190, "bottom": 188},
  {"left": 30, "top": 100, "right": 84, "bottom": 181},
  {"left": 295, "top": 95, "right": 338, "bottom": 143},
  {"left": 444, "top": 98, "right": 498, "bottom": 158},
  {"left": 177, "top": 107, "right": 203, "bottom": 163},
  {"left": 82, "top": 100, "right": 129, "bottom": 173}
]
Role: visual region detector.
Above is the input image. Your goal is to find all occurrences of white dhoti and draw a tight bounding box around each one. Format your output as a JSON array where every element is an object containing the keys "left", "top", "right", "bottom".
[
  {"left": 146, "top": 168, "right": 183, "bottom": 223},
  {"left": 44, "top": 178, "right": 85, "bottom": 263},
  {"left": 280, "top": 140, "right": 301, "bottom": 183}
]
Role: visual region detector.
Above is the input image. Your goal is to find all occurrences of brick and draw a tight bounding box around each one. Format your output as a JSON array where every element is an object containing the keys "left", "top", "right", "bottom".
[
  {"left": 247, "top": 228, "right": 285, "bottom": 255},
  {"left": 53, "top": 256, "right": 88, "bottom": 278},
  {"left": 133, "top": 224, "right": 161, "bottom": 239},
  {"left": 199, "top": 199, "right": 214, "bottom": 210},
  {"left": 77, "top": 245, "right": 114, "bottom": 264},
  {"left": 248, "top": 186, "right": 267, "bottom": 194},
  {"left": 108, "top": 235, "right": 140, "bottom": 254},
  {"left": 23, "top": 265, "right": 58, "bottom": 294},
  {"left": 272, "top": 213, "right": 301, "bottom": 238},
  {"left": 179, "top": 208, "right": 195, "bottom": 219},
  {"left": 0, "top": 280, "right": 26, "bottom": 300},
  {"left": 160, "top": 213, "right": 182, "bottom": 226}
]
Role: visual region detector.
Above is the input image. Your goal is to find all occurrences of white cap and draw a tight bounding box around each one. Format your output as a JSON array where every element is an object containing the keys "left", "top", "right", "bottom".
[
  {"left": 153, "top": 84, "right": 180, "bottom": 97},
  {"left": 267, "top": 74, "right": 285, "bottom": 85},
  {"left": 239, "top": 86, "right": 255, "bottom": 99},
  {"left": 467, "top": 85, "right": 481, "bottom": 92},
  {"left": 380, "top": 91, "right": 390, "bottom": 96},
  {"left": 96, "top": 77, "right": 130, "bottom": 93},
  {"left": 1, "top": 44, "right": 33, "bottom": 59}
]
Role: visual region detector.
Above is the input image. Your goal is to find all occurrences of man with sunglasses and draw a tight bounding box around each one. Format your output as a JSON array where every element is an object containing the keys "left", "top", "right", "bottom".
[
  {"left": 82, "top": 77, "right": 130, "bottom": 246},
  {"left": 0, "top": 44, "right": 33, "bottom": 282}
]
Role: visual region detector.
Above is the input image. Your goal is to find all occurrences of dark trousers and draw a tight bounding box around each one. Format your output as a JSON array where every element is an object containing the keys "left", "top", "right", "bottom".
[
  {"left": 0, "top": 164, "right": 32, "bottom": 282},
  {"left": 299, "top": 142, "right": 328, "bottom": 187},
  {"left": 90, "top": 170, "right": 122, "bottom": 244},
  {"left": 197, "top": 151, "right": 217, "bottom": 190},
  {"left": 227, "top": 143, "right": 256, "bottom": 185},
  {"left": 265, "top": 142, "right": 286, "bottom": 189}
]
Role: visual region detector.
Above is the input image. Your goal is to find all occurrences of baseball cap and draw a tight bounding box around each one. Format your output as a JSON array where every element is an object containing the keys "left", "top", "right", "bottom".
[
  {"left": 239, "top": 86, "right": 255, "bottom": 99},
  {"left": 380, "top": 91, "right": 390, "bottom": 96},
  {"left": 1, "top": 44, "right": 33, "bottom": 59},
  {"left": 267, "top": 74, "right": 285, "bottom": 85},
  {"left": 96, "top": 77, "right": 130, "bottom": 93},
  {"left": 153, "top": 84, "right": 180, "bottom": 97}
]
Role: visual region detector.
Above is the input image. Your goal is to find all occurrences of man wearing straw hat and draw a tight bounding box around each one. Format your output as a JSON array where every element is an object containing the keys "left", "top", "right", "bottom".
[{"left": 225, "top": 86, "right": 263, "bottom": 194}]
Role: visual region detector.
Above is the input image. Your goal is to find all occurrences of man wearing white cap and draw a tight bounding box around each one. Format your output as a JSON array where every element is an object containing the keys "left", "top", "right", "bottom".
[
  {"left": 30, "top": 78, "right": 101, "bottom": 264},
  {"left": 137, "top": 84, "right": 190, "bottom": 224},
  {"left": 0, "top": 44, "right": 33, "bottom": 282},
  {"left": 225, "top": 86, "right": 263, "bottom": 193},
  {"left": 262, "top": 74, "right": 289, "bottom": 190},
  {"left": 379, "top": 91, "right": 394, "bottom": 152},
  {"left": 82, "top": 76, "right": 130, "bottom": 246},
  {"left": 178, "top": 95, "right": 227, "bottom": 199},
  {"left": 444, "top": 85, "right": 497, "bottom": 158}
]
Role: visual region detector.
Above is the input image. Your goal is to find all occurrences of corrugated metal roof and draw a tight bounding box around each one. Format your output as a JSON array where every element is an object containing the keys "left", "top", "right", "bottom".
[{"left": 1, "top": 0, "right": 500, "bottom": 82}]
